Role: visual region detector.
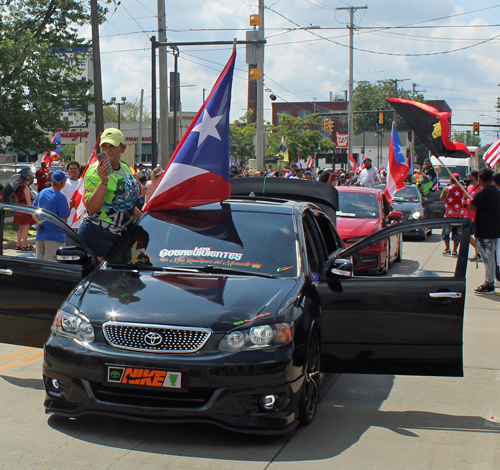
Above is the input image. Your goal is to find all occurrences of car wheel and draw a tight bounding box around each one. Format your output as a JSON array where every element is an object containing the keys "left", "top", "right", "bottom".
[
  {"left": 395, "top": 237, "right": 403, "bottom": 262},
  {"left": 298, "top": 330, "right": 321, "bottom": 426}
]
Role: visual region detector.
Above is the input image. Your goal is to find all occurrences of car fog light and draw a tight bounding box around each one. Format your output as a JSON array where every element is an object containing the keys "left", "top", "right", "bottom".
[
  {"left": 51, "top": 378, "right": 60, "bottom": 390},
  {"left": 261, "top": 394, "right": 278, "bottom": 410}
]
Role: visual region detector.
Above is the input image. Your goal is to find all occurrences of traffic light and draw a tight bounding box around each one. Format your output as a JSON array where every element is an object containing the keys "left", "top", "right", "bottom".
[
  {"left": 323, "top": 118, "right": 330, "bottom": 132},
  {"left": 473, "top": 122, "right": 480, "bottom": 136},
  {"left": 378, "top": 111, "right": 385, "bottom": 125},
  {"left": 329, "top": 120, "right": 335, "bottom": 134}
]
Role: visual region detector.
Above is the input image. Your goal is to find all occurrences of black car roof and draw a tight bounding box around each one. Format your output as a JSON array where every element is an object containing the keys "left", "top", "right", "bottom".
[{"left": 230, "top": 178, "right": 338, "bottom": 221}]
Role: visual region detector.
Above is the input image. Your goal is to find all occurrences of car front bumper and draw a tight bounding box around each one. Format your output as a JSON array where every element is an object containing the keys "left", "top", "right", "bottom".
[{"left": 42, "top": 335, "right": 306, "bottom": 435}]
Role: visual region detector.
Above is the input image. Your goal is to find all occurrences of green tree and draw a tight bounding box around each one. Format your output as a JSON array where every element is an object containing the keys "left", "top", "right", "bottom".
[
  {"left": 104, "top": 98, "right": 152, "bottom": 123},
  {"left": 452, "top": 130, "right": 481, "bottom": 147},
  {"left": 229, "top": 110, "right": 256, "bottom": 164},
  {"left": 273, "top": 113, "right": 335, "bottom": 162},
  {"left": 61, "top": 143, "right": 76, "bottom": 162},
  {"left": 0, "top": 0, "right": 112, "bottom": 155}
]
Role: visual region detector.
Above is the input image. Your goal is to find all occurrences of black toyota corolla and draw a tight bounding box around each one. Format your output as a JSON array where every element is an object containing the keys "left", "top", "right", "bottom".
[{"left": 0, "top": 182, "right": 471, "bottom": 435}]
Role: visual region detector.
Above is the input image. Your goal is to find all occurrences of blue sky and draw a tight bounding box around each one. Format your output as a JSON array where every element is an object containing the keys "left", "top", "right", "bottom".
[{"left": 83, "top": 0, "right": 500, "bottom": 146}]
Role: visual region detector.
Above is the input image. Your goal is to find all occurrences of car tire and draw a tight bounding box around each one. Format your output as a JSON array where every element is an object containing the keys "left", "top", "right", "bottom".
[{"left": 298, "top": 330, "right": 321, "bottom": 426}]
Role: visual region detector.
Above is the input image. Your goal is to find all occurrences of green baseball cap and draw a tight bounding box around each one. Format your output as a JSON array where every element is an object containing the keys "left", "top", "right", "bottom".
[{"left": 100, "top": 127, "right": 124, "bottom": 147}]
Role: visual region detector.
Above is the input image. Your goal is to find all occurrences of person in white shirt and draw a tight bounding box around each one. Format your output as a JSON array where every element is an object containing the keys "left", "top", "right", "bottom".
[
  {"left": 60, "top": 160, "right": 81, "bottom": 230},
  {"left": 355, "top": 158, "right": 380, "bottom": 188}
]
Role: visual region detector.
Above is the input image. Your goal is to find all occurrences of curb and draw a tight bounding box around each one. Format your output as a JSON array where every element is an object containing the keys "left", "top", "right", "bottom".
[{"left": 3, "top": 238, "right": 36, "bottom": 249}]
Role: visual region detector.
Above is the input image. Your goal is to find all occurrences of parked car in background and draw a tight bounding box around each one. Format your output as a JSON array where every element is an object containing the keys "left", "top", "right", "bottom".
[
  {"left": 336, "top": 186, "right": 403, "bottom": 274},
  {"left": 375, "top": 184, "right": 445, "bottom": 240}
]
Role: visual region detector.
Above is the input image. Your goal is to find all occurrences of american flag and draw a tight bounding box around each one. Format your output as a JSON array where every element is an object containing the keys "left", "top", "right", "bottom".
[{"left": 483, "top": 138, "right": 500, "bottom": 168}]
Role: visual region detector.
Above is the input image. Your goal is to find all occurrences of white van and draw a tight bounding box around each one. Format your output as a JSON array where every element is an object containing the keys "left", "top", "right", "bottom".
[{"left": 430, "top": 156, "right": 476, "bottom": 183}]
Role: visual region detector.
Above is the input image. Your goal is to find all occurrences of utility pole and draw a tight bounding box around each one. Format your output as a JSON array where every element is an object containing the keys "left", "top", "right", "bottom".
[
  {"left": 255, "top": 0, "right": 265, "bottom": 172},
  {"left": 337, "top": 5, "right": 367, "bottom": 159},
  {"left": 90, "top": 0, "right": 104, "bottom": 138},
  {"left": 157, "top": 0, "right": 169, "bottom": 168},
  {"left": 138, "top": 88, "right": 144, "bottom": 163}
]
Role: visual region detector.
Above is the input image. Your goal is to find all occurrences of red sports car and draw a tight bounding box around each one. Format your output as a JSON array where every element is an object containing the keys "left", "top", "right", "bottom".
[{"left": 336, "top": 186, "right": 403, "bottom": 274}]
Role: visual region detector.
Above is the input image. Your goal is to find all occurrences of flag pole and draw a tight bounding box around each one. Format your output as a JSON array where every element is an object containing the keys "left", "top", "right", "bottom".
[{"left": 434, "top": 155, "right": 472, "bottom": 200}]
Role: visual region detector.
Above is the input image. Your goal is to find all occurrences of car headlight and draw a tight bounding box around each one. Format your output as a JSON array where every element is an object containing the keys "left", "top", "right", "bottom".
[
  {"left": 52, "top": 306, "right": 95, "bottom": 343},
  {"left": 410, "top": 210, "right": 424, "bottom": 219},
  {"left": 218, "top": 323, "right": 293, "bottom": 352}
]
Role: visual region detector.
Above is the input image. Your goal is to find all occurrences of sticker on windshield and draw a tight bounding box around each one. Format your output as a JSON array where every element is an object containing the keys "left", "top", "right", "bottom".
[
  {"left": 336, "top": 211, "right": 356, "bottom": 217},
  {"left": 277, "top": 266, "right": 294, "bottom": 273},
  {"left": 159, "top": 247, "right": 243, "bottom": 261}
]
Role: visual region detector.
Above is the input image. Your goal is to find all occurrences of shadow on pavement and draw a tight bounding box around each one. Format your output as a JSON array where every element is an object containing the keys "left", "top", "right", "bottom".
[
  {"left": 0, "top": 375, "right": 44, "bottom": 390},
  {"left": 45, "top": 372, "right": 498, "bottom": 461}
]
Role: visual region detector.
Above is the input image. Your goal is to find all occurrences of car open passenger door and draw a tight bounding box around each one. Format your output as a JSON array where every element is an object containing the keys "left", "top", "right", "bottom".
[
  {"left": 0, "top": 203, "right": 96, "bottom": 347},
  {"left": 318, "top": 218, "right": 470, "bottom": 377}
]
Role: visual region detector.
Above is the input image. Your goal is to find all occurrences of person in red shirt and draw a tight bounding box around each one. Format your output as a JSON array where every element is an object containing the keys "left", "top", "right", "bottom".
[
  {"left": 35, "top": 161, "right": 51, "bottom": 192},
  {"left": 440, "top": 173, "right": 466, "bottom": 257}
]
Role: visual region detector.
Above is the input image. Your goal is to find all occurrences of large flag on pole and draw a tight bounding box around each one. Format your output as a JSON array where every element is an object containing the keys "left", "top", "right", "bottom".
[
  {"left": 483, "top": 138, "right": 500, "bottom": 168},
  {"left": 384, "top": 123, "right": 410, "bottom": 204},
  {"left": 144, "top": 50, "right": 236, "bottom": 212},
  {"left": 387, "top": 98, "right": 470, "bottom": 159}
]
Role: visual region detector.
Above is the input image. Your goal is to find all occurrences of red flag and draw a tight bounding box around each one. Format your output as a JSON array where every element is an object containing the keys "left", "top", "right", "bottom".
[
  {"left": 483, "top": 138, "right": 500, "bottom": 168},
  {"left": 384, "top": 123, "right": 410, "bottom": 204},
  {"left": 348, "top": 153, "right": 358, "bottom": 172},
  {"left": 306, "top": 155, "right": 315, "bottom": 168},
  {"left": 68, "top": 133, "right": 101, "bottom": 227},
  {"left": 43, "top": 151, "right": 53, "bottom": 168}
]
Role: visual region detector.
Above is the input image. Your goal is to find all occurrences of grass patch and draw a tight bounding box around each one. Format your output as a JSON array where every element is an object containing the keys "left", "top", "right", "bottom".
[{"left": 2, "top": 221, "right": 36, "bottom": 241}]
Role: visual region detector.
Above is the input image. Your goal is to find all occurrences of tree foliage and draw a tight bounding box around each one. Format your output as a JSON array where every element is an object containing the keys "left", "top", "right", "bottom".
[
  {"left": 103, "top": 98, "right": 152, "bottom": 123},
  {"left": 0, "top": 0, "right": 111, "bottom": 155},
  {"left": 229, "top": 111, "right": 335, "bottom": 164}
]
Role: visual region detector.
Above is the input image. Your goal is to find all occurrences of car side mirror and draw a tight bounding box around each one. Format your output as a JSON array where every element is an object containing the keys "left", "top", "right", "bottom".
[
  {"left": 56, "top": 246, "right": 93, "bottom": 266},
  {"left": 323, "top": 258, "right": 353, "bottom": 280},
  {"left": 388, "top": 210, "right": 404, "bottom": 221}
]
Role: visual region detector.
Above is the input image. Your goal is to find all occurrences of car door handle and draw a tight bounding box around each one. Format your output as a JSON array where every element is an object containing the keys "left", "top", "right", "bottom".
[
  {"left": 429, "top": 292, "right": 462, "bottom": 299},
  {"left": 0, "top": 268, "right": 13, "bottom": 276}
]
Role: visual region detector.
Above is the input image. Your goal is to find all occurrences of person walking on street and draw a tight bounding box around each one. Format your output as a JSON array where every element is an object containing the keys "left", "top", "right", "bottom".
[
  {"left": 12, "top": 167, "right": 36, "bottom": 251},
  {"left": 440, "top": 173, "right": 465, "bottom": 257},
  {"left": 61, "top": 160, "right": 81, "bottom": 230},
  {"left": 469, "top": 167, "right": 500, "bottom": 294},
  {"left": 462, "top": 170, "right": 481, "bottom": 261},
  {"left": 33, "top": 170, "right": 70, "bottom": 261}
]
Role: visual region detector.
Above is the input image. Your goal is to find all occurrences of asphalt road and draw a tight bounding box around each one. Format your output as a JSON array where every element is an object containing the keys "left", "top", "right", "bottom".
[{"left": 1, "top": 233, "right": 499, "bottom": 470}]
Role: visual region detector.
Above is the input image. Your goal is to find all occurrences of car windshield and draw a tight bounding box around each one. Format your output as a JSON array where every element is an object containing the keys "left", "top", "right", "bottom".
[
  {"left": 337, "top": 192, "right": 380, "bottom": 219},
  {"left": 106, "top": 207, "right": 298, "bottom": 278},
  {"left": 435, "top": 166, "right": 468, "bottom": 180},
  {"left": 392, "top": 186, "right": 420, "bottom": 203}
]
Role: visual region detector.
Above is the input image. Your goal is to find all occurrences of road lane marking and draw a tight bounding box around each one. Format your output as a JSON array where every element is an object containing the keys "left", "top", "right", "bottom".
[
  {"left": 0, "top": 351, "right": 43, "bottom": 373},
  {"left": 0, "top": 347, "right": 38, "bottom": 363}
]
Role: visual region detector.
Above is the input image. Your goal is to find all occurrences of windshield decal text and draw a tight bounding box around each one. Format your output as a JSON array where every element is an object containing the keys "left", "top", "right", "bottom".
[{"left": 159, "top": 247, "right": 243, "bottom": 261}]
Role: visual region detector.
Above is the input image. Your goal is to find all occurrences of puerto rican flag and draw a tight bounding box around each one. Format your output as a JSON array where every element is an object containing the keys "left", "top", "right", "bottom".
[
  {"left": 143, "top": 50, "right": 236, "bottom": 211},
  {"left": 348, "top": 153, "right": 358, "bottom": 172},
  {"left": 68, "top": 134, "right": 100, "bottom": 227},
  {"left": 384, "top": 123, "right": 409, "bottom": 204},
  {"left": 306, "top": 154, "right": 315, "bottom": 168}
]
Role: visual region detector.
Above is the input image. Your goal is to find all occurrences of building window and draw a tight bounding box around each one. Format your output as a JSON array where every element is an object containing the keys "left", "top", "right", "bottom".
[
  {"left": 278, "top": 111, "right": 291, "bottom": 122},
  {"left": 297, "top": 110, "right": 311, "bottom": 119}
]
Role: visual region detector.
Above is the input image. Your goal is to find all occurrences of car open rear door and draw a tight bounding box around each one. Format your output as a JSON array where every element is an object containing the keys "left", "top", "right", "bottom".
[
  {"left": 0, "top": 203, "right": 95, "bottom": 347},
  {"left": 318, "top": 218, "right": 470, "bottom": 377}
]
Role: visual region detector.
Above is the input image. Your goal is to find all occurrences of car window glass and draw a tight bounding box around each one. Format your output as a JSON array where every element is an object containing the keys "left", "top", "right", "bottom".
[
  {"left": 337, "top": 192, "right": 380, "bottom": 219},
  {"left": 392, "top": 187, "right": 420, "bottom": 203},
  {"left": 302, "top": 214, "right": 325, "bottom": 273},
  {"left": 312, "top": 212, "right": 339, "bottom": 256},
  {"left": 108, "top": 208, "right": 299, "bottom": 278}
]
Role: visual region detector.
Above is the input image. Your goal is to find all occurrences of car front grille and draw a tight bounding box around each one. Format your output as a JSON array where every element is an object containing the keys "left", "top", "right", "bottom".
[{"left": 102, "top": 321, "right": 212, "bottom": 353}]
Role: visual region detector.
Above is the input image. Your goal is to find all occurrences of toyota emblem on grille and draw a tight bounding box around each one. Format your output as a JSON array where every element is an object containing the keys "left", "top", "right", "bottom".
[{"left": 144, "top": 332, "right": 163, "bottom": 346}]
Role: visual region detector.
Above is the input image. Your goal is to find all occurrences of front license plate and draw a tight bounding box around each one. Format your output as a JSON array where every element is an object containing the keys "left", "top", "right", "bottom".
[{"left": 106, "top": 365, "right": 186, "bottom": 390}]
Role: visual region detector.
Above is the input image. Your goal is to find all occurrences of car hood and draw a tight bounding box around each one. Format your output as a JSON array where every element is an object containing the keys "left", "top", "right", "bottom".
[
  {"left": 391, "top": 201, "right": 421, "bottom": 215},
  {"left": 71, "top": 270, "right": 298, "bottom": 332},
  {"left": 336, "top": 217, "right": 382, "bottom": 239}
]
